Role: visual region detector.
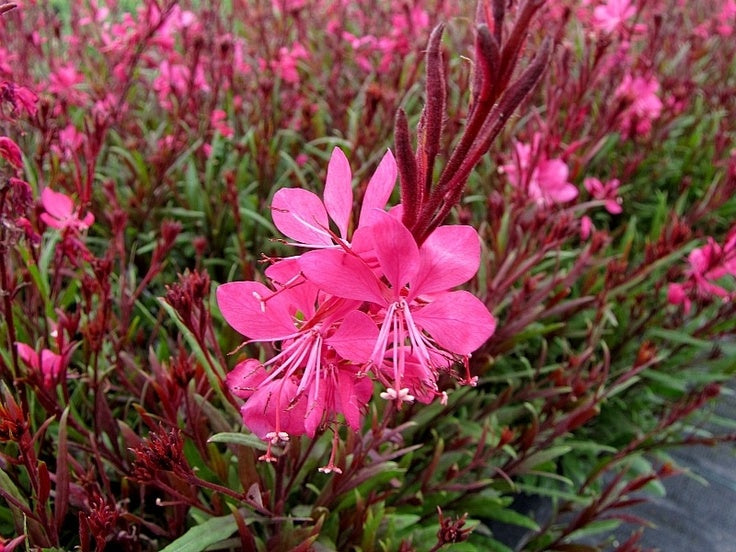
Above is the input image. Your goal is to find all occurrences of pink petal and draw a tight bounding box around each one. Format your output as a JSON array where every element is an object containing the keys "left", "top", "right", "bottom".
[
  {"left": 537, "top": 159, "right": 570, "bottom": 190},
  {"left": 327, "top": 310, "right": 379, "bottom": 362},
  {"left": 336, "top": 369, "right": 372, "bottom": 430},
  {"left": 410, "top": 225, "right": 480, "bottom": 298},
  {"left": 80, "top": 212, "right": 95, "bottom": 228},
  {"left": 548, "top": 183, "right": 579, "bottom": 203},
  {"left": 413, "top": 291, "right": 496, "bottom": 354},
  {"left": 584, "top": 177, "right": 602, "bottom": 196},
  {"left": 40, "top": 349, "right": 63, "bottom": 382},
  {"left": 16, "top": 342, "right": 39, "bottom": 369},
  {"left": 41, "top": 188, "right": 74, "bottom": 219},
  {"left": 0, "top": 136, "right": 23, "bottom": 168},
  {"left": 40, "top": 212, "right": 64, "bottom": 229},
  {"left": 304, "top": 383, "right": 326, "bottom": 437},
  {"left": 323, "top": 147, "right": 353, "bottom": 239},
  {"left": 216, "top": 281, "right": 296, "bottom": 340},
  {"left": 226, "top": 359, "right": 267, "bottom": 399},
  {"left": 271, "top": 187, "right": 332, "bottom": 246},
  {"left": 299, "top": 248, "right": 385, "bottom": 304},
  {"left": 265, "top": 259, "right": 319, "bottom": 319},
  {"left": 240, "top": 377, "right": 307, "bottom": 439},
  {"left": 358, "top": 149, "right": 397, "bottom": 228},
  {"left": 370, "top": 211, "right": 419, "bottom": 294},
  {"left": 605, "top": 199, "right": 623, "bottom": 214}
]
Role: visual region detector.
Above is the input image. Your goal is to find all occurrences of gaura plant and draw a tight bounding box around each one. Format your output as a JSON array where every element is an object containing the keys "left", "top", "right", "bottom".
[{"left": 216, "top": 0, "right": 551, "bottom": 471}]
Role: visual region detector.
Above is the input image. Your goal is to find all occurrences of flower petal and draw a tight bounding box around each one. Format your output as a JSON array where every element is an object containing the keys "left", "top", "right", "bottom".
[
  {"left": 323, "top": 147, "right": 353, "bottom": 239},
  {"left": 358, "top": 149, "right": 396, "bottom": 228},
  {"left": 299, "top": 249, "right": 385, "bottom": 304},
  {"left": 16, "top": 342, "right": 39, "bottom": 369},
  {"left": 370, "top": 211, "right": 419, "bottom": 294},
  {"left": 271, "top": 187, "right": 332, "bottom": 246},
  {"left": 216, "top": 281, "right": 296, "bottom": 340},
  {"left": 413, "top": 290, "right": 496, "bottom": 354},
  {"left": 240, "top": 377, "right": 307, "bottom": 439},
  {"left": 41, "top": 188, "right": 74, "bottom": 219},
  {"left": 410, "top": 225, "right": 480, "bottom": 298},
  {"left": 327, "top": 310, "right": 379, "bottom": 362},
  {"left": 336, "top": 369, "right": 372, "bottom": 430},
  {"left": 226, "top": 359, "right": 267, "bottom": 399}
]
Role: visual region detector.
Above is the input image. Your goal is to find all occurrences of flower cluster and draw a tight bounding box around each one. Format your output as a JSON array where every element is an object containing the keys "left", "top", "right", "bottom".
[{"left": 217, "top": 148, "right": 496, "bottom": 467}]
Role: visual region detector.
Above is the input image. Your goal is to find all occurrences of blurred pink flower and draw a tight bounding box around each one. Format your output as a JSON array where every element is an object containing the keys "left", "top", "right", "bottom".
[
  {"left": 584, "top": 177, "right": 623, "bottom": 214},
  {"left": 615, "top": 74, "right": 663, "bottom": 136},
  {"left": 271, "top": 42, "right": 309, "bottom": 84},
  {"left": 593, "top": 0, "right": 636, "bottom": 33},
  {"left": 717, "top": 0, "right": 736, "bottom": 36},
  {"left": 668, "top": 228, "right": 736, "bottom": 313},
  {"left": 580, "top": 215, "right": 594, "bottom": 240},
  {"left": 40, "top": 188, "right": 94, "bottom": 231},
  {"left": 503, "top": 133, "right": 579, "bottom": 206}
]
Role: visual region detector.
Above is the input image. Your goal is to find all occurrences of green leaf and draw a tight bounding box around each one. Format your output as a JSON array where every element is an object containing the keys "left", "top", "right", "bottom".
[
  {"left": 565, "top": 519, "right": 621, "bottom": 542},
  {"left": 208, "top": 432, "right": 268, "bottom": 451},
  {"left": 480, "top": 504, "right": 540, "bottom": 531},
  {"left": 516, "top": 446, "right": 572, "bottom": 472},
  {"left": 158, "top": 513, "right": 238, "bottom": 552}
]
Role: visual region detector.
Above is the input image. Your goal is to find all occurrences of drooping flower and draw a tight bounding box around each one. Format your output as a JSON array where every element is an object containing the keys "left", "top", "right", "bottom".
[{"left": 40, "top": 188, "right": 94, "bottom": 231}]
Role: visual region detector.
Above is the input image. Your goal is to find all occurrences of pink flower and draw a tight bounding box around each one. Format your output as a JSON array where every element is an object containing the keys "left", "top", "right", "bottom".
[
  {"left": 592, "top": 0, "right": 636, "bottom": 33},
  {"left": 615, "top": 74, "right": 663, "bottom": 137},
  {"left": 298, "top": 212, "right": 495, "bottom": 404},
  {"left": 584, "top": 177, "right": 622, "bottom": 214},
  {"left": 52, "top": 124, "right": 86, "bottom": 159},
  {"left": 502, "top": 133, "right": 579, "bottom": 206},
  {"left": 271, "top": 42, "right": 309, "bottom": 84},
  {"left": 668, "top": 228, "right": 736, "bottom": 313},
  {"left": 271, "top": 147, "right": 396, "bottom": 249},
  {"left": 16, "top": 343, "right": 64, "bottom": 390},
  {"left": 717, "top": 0, "right": 736, "bottom": 36},
  {"left": 217, "top": 261, "right": 374, "bottom": 462},
  {"left": 40, "top": 188, "right": 94, "bottom": 231}
]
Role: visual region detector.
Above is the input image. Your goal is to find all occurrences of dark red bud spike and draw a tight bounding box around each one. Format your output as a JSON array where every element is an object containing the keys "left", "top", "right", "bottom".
[
  {"left": 497, "top": 0, "right": 546, "bottom": 91},
  {"left": 492, "top": 0, "right": 505, "bottom": 44},
  {"left": 421, "top": 23, "right": 447, "bottom": 196},
  {"left": 394, "top": 109, "right": 420, "bottom": 230},
  {"left": 476, "top": 24, "right": 501, "bottom": 103},
  {"left": 418, "top": 38, "right": 552, "bottom": 243}
]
